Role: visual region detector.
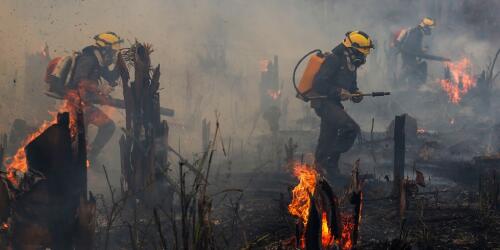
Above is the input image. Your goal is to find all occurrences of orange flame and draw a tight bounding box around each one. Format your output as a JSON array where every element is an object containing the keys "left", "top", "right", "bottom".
[
  {"left": 267, "top": 89, "right": 281, "bottom": 100},
  {"left": 288, "top": 164, "right": 317, "bottom": 226},
  {"left": 439, "top": 58, "right": 476, "bottom": 104},
  {"left": 4, "top": 91, "right": 80, "bottom": 185},
  {"left": 341, "top": 215, "right": 354, "bottom": 249},
  {"left": 288, "top": 163, "right": 356, "bottom": 249},
  {"left": 321, "top": 212, "right": 334, "bottom": 247},
  {"left": 259, "top": 59, "right": 270, "bottom": 72}
]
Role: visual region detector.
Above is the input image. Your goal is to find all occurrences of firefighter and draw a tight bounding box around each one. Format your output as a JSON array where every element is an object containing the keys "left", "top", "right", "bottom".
[
  {"left": 67, "top": 32, "right": 124, "bottom": 161},
  {"left": 312, "top": 31, "right": 374, "bottom": 178},
  {"left": 397, "top": 17, "right": 448, "bottom": 85}
]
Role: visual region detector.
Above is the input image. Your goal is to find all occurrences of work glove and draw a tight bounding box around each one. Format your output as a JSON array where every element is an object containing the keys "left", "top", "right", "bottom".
[
  {"left": 351, "top": 91, "right": 363, "bottom": 103},
  {"left": 338, "top": 88, "right": 352, "bottom": 101}
]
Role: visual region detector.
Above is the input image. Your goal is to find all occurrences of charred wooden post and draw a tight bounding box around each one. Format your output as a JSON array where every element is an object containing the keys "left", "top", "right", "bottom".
[
  {"left": 393, "top": 115, "right": 406, "bottom": 197},
  {"left": 350, "top": 160, "right": 363, "bottom": 247},
  {"left": 119, "top": 42, "right": 171, "bottom": 205}
]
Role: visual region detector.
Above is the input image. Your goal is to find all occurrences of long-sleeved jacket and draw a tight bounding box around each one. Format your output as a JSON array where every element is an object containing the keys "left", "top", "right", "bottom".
[
  {"left": 399, "top": 27, "right": 425, "bottom": 67},
  {"left": 312, "top": 44, "right": 358, "bottom": 104},
  {"left": 68, "top": 45, "right": 120, "bottom": 89},
  {"left": 399, "top": 27, "right": 449, "bottom": 64}
]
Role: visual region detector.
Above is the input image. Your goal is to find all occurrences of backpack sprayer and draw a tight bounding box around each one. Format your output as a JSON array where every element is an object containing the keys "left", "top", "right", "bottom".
[{"left": 292, "top": 49, "right": 390, "bottom": 102}]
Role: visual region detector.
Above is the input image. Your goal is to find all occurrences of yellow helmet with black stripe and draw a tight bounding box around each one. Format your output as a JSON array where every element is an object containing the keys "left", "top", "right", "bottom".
[
  {"left": 94, "top": 32, "right": 123, "bottom": 49},
  {"left": 342, "top": 31, "right": 374, "bottom": 56}
]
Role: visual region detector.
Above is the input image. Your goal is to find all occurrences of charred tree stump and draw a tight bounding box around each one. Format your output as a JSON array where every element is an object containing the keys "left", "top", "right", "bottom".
[
  {"left": 305, "top": 196, "right": 321, "bottom": 250},
  {"left": 8, "top": 110, "right": 93, "bottom": 250},
  {"left": 120, "top": 42, "right": 171, "bottom": 206},
  {"left": 393, "top": 115, "right": 406, "bottom": 197}
]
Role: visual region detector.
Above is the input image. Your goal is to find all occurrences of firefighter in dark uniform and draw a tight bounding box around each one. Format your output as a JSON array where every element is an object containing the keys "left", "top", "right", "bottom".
[
  {"left": 67, "top": 32, "right": 124, "bottom": 161},
  {"left": 398, "top": 17, "right": 441, "bottom": 85},
  {"left": 312, "top": 31, "right": 374, "bottom": 177}
]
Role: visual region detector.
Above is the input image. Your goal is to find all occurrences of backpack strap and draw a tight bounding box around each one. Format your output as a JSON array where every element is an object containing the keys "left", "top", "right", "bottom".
[{"left": 64, "top": 51, "right": 81, "bottom": 88}]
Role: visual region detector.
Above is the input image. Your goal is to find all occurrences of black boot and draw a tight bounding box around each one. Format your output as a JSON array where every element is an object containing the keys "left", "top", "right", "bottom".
[{"left": 325, "top": 153, "right": 341, "bottom": 180}]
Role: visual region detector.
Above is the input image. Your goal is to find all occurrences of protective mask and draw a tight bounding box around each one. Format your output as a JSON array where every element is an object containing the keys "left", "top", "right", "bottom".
[
  {"left": 349, "top": 49, "right": 366, "bottom": 68},
  {"left": 100, "top": 46, "right": 118, "bottom": 66}
]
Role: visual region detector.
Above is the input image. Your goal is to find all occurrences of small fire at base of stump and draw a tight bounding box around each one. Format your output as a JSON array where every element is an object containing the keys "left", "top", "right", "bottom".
[{"left": 287, "top": 163, "right": 362, "bottom": 250}]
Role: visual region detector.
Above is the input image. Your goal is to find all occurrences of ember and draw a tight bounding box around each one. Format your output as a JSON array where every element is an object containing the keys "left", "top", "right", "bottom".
[
  {"left": 439, "top": 58, "right": 476, "bottom": 104},
  {"left": 321, "top": 211, "right": 334, "bottom": 247},
  {"left": 341, "top": 214, "right": 354, "bottom": 249},
  {"left": 267, "top": 89, "right": 281, "bottom": 100},
  {"left": 259, "top": 59, "right": 270, "bottom": 72}
]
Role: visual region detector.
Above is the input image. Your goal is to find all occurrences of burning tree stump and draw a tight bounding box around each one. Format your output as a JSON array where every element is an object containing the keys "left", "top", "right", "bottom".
[
  {"left": 119, "top": 42, "right": 172, "bottom": 206},
  {"left": 288, "top": 163, "right": 359, "bottom": 250},
  {"left": 3, "top": 110, "right": 95, "bottom": 250}
]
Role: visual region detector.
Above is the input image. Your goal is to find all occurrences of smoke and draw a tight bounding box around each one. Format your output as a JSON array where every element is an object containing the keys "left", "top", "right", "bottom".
[{"left": 0, "top": 0, "right": 499, "bottom": 169}]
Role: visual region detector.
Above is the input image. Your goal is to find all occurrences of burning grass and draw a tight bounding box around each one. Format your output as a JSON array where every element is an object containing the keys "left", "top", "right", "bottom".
[{"left": 439, "top": 58, "right": 476, "bottom": 104}]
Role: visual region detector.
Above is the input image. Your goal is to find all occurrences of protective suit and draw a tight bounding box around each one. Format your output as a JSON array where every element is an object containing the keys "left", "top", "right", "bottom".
[
  {"left": 312, "top": 31, "right": 373, "bottom": 177},
  {"left": 66, "top": 32, "right": 123, "bottom": 161}
]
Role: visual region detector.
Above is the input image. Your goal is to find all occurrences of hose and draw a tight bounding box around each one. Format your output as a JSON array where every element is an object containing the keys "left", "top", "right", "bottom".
[{"left": 292, "top": 49, "right": 322, "bottom": 100}]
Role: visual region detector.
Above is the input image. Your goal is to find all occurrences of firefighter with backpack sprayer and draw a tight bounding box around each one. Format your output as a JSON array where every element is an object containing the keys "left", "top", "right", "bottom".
[
  {"left": 293, "top": 31, "right": 389, "bottom": 180},
  {"left": 46, "top": 32, "right": 127, "bottom": 162},
  {"left": 395, "top": 17, "right": 451, "bottom": 86}
]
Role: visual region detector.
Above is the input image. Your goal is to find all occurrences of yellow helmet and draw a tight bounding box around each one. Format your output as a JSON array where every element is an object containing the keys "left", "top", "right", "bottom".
[
  {"left": 94, "top": 32, "right": 123, "bottom": 49},
  {"left": 342, "top": 31, "right": 374, "bottom": 56},
  {"left": 419, "top": 17, "right": 435, "bottom": 28}
]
